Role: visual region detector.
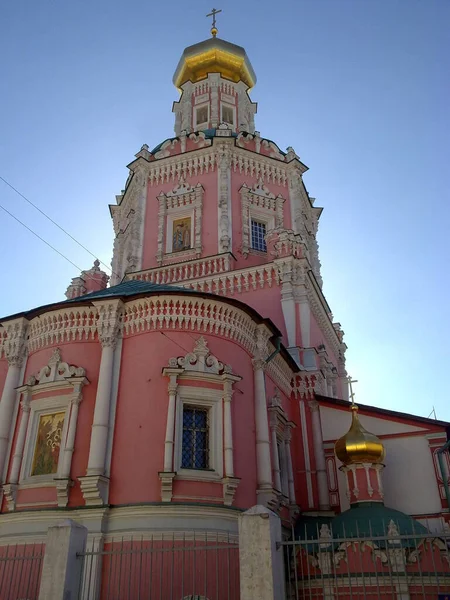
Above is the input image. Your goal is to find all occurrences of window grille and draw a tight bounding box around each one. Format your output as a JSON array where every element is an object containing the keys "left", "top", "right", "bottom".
[
  {"left": 251, "top": 219, "right": 267, "bottom": 252},
  {"left": 181, "top": 406, "right": 209, "bottom": 469}
]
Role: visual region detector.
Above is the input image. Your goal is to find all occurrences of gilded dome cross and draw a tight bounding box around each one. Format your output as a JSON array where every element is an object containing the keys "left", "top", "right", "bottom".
[
  {"left": 347, "top": 375, "right": 358, "bottom": 406},
  {"left": 206, "top": 8, "right": 222, "bottom": 37}
]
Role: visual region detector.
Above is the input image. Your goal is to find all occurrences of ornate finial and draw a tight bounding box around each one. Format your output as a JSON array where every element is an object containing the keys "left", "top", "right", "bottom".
[
  {"left": 206, "top": 7, "right": 222, "bottom": 37},
  {"left": 347, "top": 375, "right": 358, "bottom": 408}
]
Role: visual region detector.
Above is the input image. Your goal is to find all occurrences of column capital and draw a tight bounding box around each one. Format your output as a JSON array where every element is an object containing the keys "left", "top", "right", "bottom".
[
  {"left": 252, "top": 358, "right": 267, "bottom": 372},
  {"left": 20, "top": 395, "right": 31, "bottom": 413},
  {"left": 71, "top": 392, "right": 83, "bottom": 407},
  {"left": 94, "top": 299, "right": 124, "bottom": 349},
  {"left": 308, "top": 399, "right": 320, "bottom": 412},
  {"left": 1, "top": 317, "right": 28, "bottom": 368}
]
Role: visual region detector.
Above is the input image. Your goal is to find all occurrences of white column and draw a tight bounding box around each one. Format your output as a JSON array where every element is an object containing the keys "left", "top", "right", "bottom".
[
  {"left": 223, "top": 378, "right": 234, "bottom": 477},
  {"left": 61, "top": 382, "right": 84, "bottom": 478},
  {"left": 309, "top": 399, "right": 330, "bottom": 510},
  {"left": 87, "top": 344, "right": 115, "bottom": 475},
  {"left": 0, "top": 318, "right": 27, "bottom": 482},
  {"left": 285, "top": 425, "right": 296, "bottom": 504},
  {"left": 253, "top": 359, "right": 273, "bottom": 492},
  {"left": 80, "top": 300, "right": 122, "bottom": 505},
  {"left": 269, "top": 416, "right": 281, "bottom": 492},
  {"left": 163, "top": 374, "right": 179, "bottom": 472},
  {"left": 8, "top": 389, "right": 31, "bottom": 484}
]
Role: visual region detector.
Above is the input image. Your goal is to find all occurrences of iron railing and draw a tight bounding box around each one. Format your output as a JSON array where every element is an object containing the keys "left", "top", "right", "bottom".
[
  {"left": 77, "top": 531, "right": 240, "bottom": 600},
  {"left": 0, "top": 542, "right": 44, "bottom": 600},
  {"left": 280, "top": 523, "right": 450, "bottom": 599}
]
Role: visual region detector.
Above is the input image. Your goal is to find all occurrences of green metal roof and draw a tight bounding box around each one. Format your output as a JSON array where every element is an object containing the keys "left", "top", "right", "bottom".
[
  {"left": 150, "top": 129, "right": 237, "bottom": 155},
  {"left": 64, "top": 279, "right": 191, "bottom": 303},
  {"left": 295, "top": 503, "right": 429, "bottom": 549}
]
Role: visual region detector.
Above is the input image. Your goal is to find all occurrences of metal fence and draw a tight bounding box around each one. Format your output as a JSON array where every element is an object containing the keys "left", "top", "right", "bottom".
[
  {"left": 0, "top": 542, "right": 44, "bottom": 600},
  {"left": 77, "top": 531, "right": 240, "bottom": 600},
  {"left": 281, "top": 524, "right": 450, "bottom": 599}
]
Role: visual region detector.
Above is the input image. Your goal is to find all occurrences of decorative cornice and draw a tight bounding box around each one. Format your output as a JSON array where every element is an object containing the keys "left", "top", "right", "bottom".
[
  {"left": 168, "top": 336, "right": 234, "bottom": 376},
  {"left": 27, "top": 306, "right": 98, "bottom": 352},
  {"left": 94, "top": 299, "right": 124, "bottom": 349},
  {"left": 25, "top": 347, "right": 86, "bottom": 386},
  {"left": 122, "top": 295, "right": 258, "bottom": 357}
]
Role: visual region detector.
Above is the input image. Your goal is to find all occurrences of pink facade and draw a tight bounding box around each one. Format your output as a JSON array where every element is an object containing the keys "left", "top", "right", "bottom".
[{"left": 0, "top": 29, "right": 449, "bottom": 600}]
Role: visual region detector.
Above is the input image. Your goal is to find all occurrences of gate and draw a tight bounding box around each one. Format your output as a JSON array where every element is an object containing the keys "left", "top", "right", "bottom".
[{"left": 280, "top": 525, "right": 450, "bottom": 599}]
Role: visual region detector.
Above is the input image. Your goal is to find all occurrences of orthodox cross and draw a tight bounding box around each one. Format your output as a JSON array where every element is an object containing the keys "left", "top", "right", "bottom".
[
  {"left": 207, "top": 8, "right": 222, "bottom": 36},
  {"left": 347, "top": 376, "right": 358, "bottom": 406}
]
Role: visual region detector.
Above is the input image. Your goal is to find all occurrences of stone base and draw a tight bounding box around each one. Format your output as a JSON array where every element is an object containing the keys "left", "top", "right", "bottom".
[
  {"left": 2, "top": 483, "right": 18, "bottom": 511},
  {"left": 79, "top": 475, "right": 110, "bottom": 506},
  {"left": 222, "top": 477, "right": 240, "bottom": 506},
  {"left": 54, "top": 478, "right": 73, "bottom": 507},
  {"left": 158, "top": 472, "right": 176, "bottom": 502},
  {"left": 256, "top": 486, "right": 279, "bottom": 510}
]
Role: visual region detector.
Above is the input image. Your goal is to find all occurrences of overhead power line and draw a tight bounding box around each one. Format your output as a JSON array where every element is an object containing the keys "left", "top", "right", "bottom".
[
  {"left": 0, "top": 175, "right": 117, "bottom": 278},
  {"left": 0, "top": 202, "right": 85, "bottom": 273},
  {"left": 0, "top": 202, "right": 103, "bottom": 285}
]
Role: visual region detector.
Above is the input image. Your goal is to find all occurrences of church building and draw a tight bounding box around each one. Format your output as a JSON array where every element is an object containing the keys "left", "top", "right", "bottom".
[{"left": 0, "top": 17, "right": 449, "bottom": 599}]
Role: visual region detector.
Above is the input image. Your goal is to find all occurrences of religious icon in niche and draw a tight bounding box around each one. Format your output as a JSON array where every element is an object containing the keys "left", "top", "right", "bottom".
[
  {"left": 31, "top": 412, "right": 65, "bottom": 476},
  {"left": 172, "top": 217, "right": 191, "bottom": 252}
]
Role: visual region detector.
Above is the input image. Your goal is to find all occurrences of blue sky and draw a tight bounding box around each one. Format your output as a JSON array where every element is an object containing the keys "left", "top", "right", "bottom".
[{"left": 1, "top": 0, "right": 449, "bottom": 419}]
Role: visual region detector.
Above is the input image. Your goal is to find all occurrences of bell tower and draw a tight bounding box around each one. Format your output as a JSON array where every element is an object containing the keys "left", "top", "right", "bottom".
[{"left": 172, "top": 26, "right": 257, "bottom": 135}]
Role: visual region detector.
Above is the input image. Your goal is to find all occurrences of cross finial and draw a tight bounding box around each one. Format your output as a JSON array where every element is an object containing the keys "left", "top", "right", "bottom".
[
  {"left": 206, "top": 8, "right": 222, "bottom": 37},
  {"left": 347, "top": 375, "right": 358, "bottom": 407}
]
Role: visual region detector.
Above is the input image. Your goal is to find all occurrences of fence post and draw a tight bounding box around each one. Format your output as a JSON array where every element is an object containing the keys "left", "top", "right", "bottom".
[
  {"left": 238, "top": 504, "right": 285, "bottom": 600},
  {"left": 38, "top": 519, "right": 87, "bottom": 600}
]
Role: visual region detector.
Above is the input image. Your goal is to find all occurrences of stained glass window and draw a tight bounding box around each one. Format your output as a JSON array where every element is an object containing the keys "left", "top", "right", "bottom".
[
  {"left": 181, "top": 406, "right": 209, "bottom": 469},
  {"left": 251, "top": 219, "right": 267, "bottom": 252}
]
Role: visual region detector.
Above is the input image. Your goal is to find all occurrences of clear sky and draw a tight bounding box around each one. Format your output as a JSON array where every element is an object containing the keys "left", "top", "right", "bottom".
[{"left": 1, "top": 0, "right": 449, "bottom": 419}]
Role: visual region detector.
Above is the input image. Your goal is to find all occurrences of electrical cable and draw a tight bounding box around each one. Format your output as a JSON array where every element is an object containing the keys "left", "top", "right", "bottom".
[
  {"left": 0, "top": 201, "right": 101, "bottom": 284},
  {"left": 0, "top": 175, "right": 119, "bottom": 278}
]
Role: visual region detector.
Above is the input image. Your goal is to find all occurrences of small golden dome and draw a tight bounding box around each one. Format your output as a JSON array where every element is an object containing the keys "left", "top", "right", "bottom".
[
  {"left": 173, "top": 37, "right": 256, "bottom": 91},
  {"left": 335, "top": 405, "right": 386, "bottom": 466}
]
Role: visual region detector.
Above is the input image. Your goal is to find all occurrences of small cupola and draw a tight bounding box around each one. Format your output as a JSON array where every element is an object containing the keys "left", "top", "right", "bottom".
[{"left": 335, "top": 405, "right": 386, "bottom": 466}]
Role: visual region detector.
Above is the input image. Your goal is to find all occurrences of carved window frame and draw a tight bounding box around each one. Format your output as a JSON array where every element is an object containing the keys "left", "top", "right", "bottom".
[
  {"left": 194, "top": 103, "right": 209, "bottom": 130},
  {"left": 268, "top": 391, "right": 294, "bottom": 502},
  {"left": 156, "top": 182, "right": 204, "bottom": 265},
  {"left": 161, "top": 337, "right": 241, "bottom": 504},
  {"left": 14, "top": 349, "right": 88, "bottom": 507},
  {"left": 20, "top": 395, "right": 71, "bottom": 487},
  {"left": 240, "top": 182, "right": 285, "bottom": 258},
  {"left": 220, "top": 102, "right": 236, "bottom": 127},
  {"left": 174, "top": 384, "right": 224, "bottom": 481}
]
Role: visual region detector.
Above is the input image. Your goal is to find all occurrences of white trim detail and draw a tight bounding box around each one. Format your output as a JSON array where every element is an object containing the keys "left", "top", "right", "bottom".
[
  {"left": 240, "top": 181, "right": 284, "bottom": 258},
  {"left": 160, "top": 337, "right": 241, "bottom": 505},
  {"left": 156, "top": 180, "right": 204, "bottom": 265},
  {"left": 4, "top": 348, "right": 89, "bottom": 509},
  {"left": 268, "top": 389, "right": 296, "bottom": 507}
]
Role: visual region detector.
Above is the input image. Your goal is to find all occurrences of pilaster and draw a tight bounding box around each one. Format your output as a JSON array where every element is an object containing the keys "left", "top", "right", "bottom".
[
  {"left": 217, "top": 142, "right": 232, "bottom": 253},
  {"left": 0, "top": 317, "right": 28, "bottom": 486},
  {"left": 80, "top": 300, "right": 123, "bottom": 506},
  {"left": 308, "top": 399, "right": 330, "bottom": 510},
  {"left": 253, "top": 325, "right": 277, "bottom": 507}
]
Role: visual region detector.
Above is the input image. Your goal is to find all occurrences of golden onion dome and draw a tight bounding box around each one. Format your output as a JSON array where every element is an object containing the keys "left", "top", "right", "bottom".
[
  {"left": 335, "top": 405, "right": 386, "bottom": 466},
  {"left": 173, "top": 37, "right": 257, "bottom": 91}
]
